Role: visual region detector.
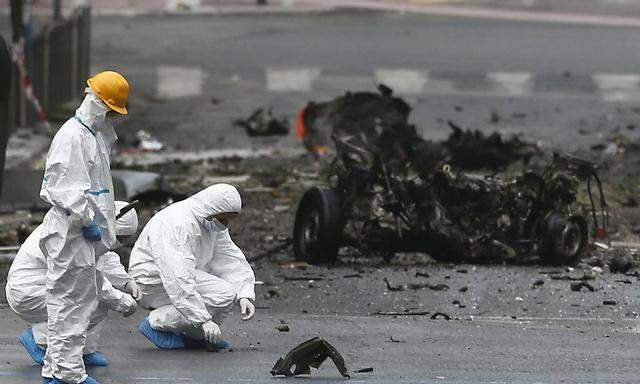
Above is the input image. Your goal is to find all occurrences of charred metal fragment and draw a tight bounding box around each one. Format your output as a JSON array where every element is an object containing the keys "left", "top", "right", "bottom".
[
  {"left": 233, "top": 107, "right": 289, "bottom": 137},
  {"left": 270, "top": 337, "right": 350, "bottom": 378}
]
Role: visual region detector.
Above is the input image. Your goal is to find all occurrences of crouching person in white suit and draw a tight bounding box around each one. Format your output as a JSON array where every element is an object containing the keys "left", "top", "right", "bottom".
[
  {"left": 129, "top": 184, "right": 255, "bottom": 350},
  {"left": 5, "top": 201, "right": 140, "bottom": 367}
]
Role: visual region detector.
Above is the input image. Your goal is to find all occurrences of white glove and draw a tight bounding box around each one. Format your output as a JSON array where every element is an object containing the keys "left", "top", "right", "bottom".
[
  {"left": 116, "top": 293, "right": 138, "bottom": 318},
  {"left": 125, "top": 280, "right": 141, "bottom": 302},
  {"left": 202, "top": 320, "right": 221, "bottom": 345},
  {"left": 239, "top": 298, "right": 255, "bottom": 321}
]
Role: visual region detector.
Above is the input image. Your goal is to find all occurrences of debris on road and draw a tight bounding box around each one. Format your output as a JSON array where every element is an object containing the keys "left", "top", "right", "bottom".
[
  {"left": 609, "top": 253, "right": 633, "bottom": 274},
  {"left": 603, "top": 300, "right": 618, "bottom": 306},
  {"left": 276, "top": 324, "right": 290, "bottom": 332},
  {"left": 571, "top": 281, "right": 596, "bottom": 292},
  {"left": 373, "top": 310, "right": 430, "bottom": 316},
  {"left": 234, "top": 107, "right": 290, "bottom": 137},
  {"left": 271, "top": 337, "right": 350, "bottom": 378},
  {"left": 532, "top": 279, "right": 545, "bottom": 289},
  {"left": 431, "top": 312, "right": 453, "bottom": 320},
  {"left": 355, "top": 367, "right": 374, "bottom": 373},
  {"left": 135, "top": 130, "right": 165, "bottom": 152},
  {"left": 383, "top": 278, "right": 449, "bottom": 292}
]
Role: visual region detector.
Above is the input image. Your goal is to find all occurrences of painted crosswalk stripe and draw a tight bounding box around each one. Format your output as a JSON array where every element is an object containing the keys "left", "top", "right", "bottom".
[
  {"left": 593, "top": 73, "right": 640, "bottom": 102},
  {"left": 486, "top": 71, "right": 532, "bottom": 96},
  {"left": 157, "top": 66, "right": 206, "bottom": 98},
  {"left": 266, "top": 67, "right": 321, "bottom": 92},
  {"left": 374, "top": 69, "right": 428, "bottom": 95}
]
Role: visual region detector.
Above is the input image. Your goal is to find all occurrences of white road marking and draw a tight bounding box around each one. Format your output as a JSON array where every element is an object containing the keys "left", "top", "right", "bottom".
[
  {"left": 593, "top": 73, "right": 640, "bottom": 102},
  {"left": 487, "top": 71, "right": 532, "bottom": 96},
  {"left": 157, "top": 66, "right": 207, "bottom": 99},
  {"left": 374, "top": 68, "right": 428, "bottom": 94},
  {"left": 266, "top": 67, "right": 321, "bottom": 92}
]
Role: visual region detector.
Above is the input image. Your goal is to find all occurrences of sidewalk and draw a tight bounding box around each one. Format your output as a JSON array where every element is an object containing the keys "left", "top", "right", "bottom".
[{"left": 4, "top": 0, "right": 640, "bottom": 27}]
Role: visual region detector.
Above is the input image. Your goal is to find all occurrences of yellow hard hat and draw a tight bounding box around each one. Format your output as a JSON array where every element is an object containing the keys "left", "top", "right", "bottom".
[{"left": 87, "top": 71, "right": 130, "bottom": 115}]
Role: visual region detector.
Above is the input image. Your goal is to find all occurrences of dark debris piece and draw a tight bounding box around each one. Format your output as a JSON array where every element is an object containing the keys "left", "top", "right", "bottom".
[
  {"left": 271, "top": 337, "right": 350, "bottom": 378},
  {"left": 431, "top": 312, "right": 453, "bottom": 320},
  {"left": 233, "top": 107, "right": 290, "bottom": 137},
  {"left": 571, "top": 281, "right": 595, "bottom": 292},
  {"left": 384, "top": 278, "right": 449, "bottom": 292},
  {"left": 532, "top": 279, "right": 545, "bottom": 289},
  {"left": 609, "top": 254, "right": 633, "bottom": 274}
]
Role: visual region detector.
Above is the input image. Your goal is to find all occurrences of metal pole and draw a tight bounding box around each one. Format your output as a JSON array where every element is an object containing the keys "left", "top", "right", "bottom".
[
  {"left": 0, "top": 36, "right": 12, "bottom": 196},
  {"left": 53, "top": 0, "right": 62, "bottom": 21}
]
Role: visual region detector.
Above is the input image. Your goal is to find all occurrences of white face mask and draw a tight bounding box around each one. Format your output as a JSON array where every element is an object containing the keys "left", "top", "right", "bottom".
[
  {"left": 203, "top": 218, "right": 226, "bottom": 232},
  {"left": 106, "top": 113, "right": 126, "bottom": 127}
]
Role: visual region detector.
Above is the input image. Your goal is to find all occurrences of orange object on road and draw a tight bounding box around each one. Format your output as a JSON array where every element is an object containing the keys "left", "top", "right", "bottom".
[{"left": 296, "top": 106, "right": 307, "bottom": 139}]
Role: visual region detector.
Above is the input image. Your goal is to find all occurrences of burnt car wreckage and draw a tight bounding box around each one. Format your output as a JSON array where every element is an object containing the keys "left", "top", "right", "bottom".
[{"left": 293, "top": 86, "right": 608, "bottom": 265}]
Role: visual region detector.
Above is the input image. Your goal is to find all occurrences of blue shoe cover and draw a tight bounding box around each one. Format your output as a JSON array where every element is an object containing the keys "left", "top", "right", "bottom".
[
  {"left": 19, "top": 327, "right": 45, "bottom": 365},
  {"left": 215, "top": 339, "right": 229, "bottom": 349},
  {"left": 49, "top": 376, "right": 100, "bottom": 384},
  {"left": 83, "top": 351, "right": 109, "bottom": 366},
  {"left": 138, "top": 317, "right": 185, "bottom": 349}
]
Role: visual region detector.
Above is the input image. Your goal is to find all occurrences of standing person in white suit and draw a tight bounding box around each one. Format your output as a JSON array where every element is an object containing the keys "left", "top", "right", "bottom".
[
  {"left": 129, "top": 184, "right": 256, "bottom": 350},
  {"left": 6, "top": 202, "right": 140, "bottom": 367},
  {"left": 39, "top": 71, "right": 129, "bottom": 384}
]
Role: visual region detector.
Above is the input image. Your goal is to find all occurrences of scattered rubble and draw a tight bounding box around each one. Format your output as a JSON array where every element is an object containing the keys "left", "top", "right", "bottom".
[
  {"left": 271, "top": 337, "right": 350, "bottom": 378},
  {"left": 383, "top": 278, "right": 449, "bottom": 292},
  {"left": 233, "top": 107, "right": 290, "bottom": 137}
]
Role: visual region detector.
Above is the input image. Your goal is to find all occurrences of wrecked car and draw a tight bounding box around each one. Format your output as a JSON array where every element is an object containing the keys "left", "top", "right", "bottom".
[{"left": 293, "top": 87, "right": 607, "bottom": 265}]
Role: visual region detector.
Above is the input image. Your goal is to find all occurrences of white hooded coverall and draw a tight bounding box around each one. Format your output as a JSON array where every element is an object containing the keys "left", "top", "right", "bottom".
[
  {"left": 5, "top": 202, "right": 138, "bottom": 353},
  {"left": 128, "top": 184, "right": 255, "bottom": 338},
  {"left": 38, "top": 91, "right": 119, "bottom": 383}
]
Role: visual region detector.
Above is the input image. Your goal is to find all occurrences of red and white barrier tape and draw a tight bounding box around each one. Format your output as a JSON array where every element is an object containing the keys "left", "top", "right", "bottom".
[{"left": 11, "top": 40, "right": 49, "bottom": 130}]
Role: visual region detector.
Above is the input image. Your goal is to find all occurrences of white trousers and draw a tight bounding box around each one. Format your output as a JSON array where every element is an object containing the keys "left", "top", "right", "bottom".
[
  {"left": 6, "top": 280, "right": 109, "bottom": 355},
  {"left": 141, "top": 270, "right": 235, "bottom": 338}
]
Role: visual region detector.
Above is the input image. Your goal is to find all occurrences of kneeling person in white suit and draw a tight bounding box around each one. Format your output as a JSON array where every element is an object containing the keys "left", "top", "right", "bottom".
[
  {"left": 129, "top": 184, "right": 255, "bottom": 350},
  {"left": 5, "top": 202, "right": 140, "bottom": 366}
]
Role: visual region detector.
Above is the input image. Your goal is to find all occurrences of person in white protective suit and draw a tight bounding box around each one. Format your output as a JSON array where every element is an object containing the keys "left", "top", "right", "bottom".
[
  {"left": 128, "top": 184, "right": 256, "bottom": 350},
  {"left": 6, "top": 202, "right": 140, "bottom": 367},
  {"left": 38, "top": 71, "right": 129, "bottom": 384}
]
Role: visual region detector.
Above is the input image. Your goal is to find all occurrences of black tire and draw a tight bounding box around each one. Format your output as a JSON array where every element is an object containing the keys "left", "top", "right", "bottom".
[
  {"left": 539, "top": 213, "right": 588, "bottom": 265},
  {"left": 293, "top": 186, "right": 344, "bottom": 264}
]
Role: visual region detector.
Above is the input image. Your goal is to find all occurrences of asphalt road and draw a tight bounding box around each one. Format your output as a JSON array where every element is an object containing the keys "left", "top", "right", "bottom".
[
  {"left": 1, "top": 309, "right": 639, "bottom": 384},
  {"left": 86, "top": 11, "right": 640, "bottom": 153}
]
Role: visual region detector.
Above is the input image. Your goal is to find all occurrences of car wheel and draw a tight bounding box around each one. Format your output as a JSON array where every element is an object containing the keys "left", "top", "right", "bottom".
[
  {"left": 539, "top": 213, "right": 588, "bottom": 265},
  {"left": 293, "top": 186, "right": 344, "bottom": 264}
]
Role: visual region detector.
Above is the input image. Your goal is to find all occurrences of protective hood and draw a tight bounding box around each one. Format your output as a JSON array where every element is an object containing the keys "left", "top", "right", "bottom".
[
  {"left": 115, "top": 201, "right": 138, "bottom": 236},
  {"left": 184, "top": 184, "right": 241, "bottom": 224},
  {"left": 75, "top": 88, "right": 118, "bottom": 147}
]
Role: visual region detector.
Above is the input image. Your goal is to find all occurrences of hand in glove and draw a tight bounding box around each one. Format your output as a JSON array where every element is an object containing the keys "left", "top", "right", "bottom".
[
  {"left": 116, "top": 293, "right": 138, "bottom": 318},
  {"left": 82, "top": 221, "right": 102, "bottom": 242},
  {"left": 239, "top": 298, "right": 255, "bottom": 321},
  {"left": 124, "top": 280, "right": 141, "bottom": 302},
  {"left": 202, "top": 320, "right": 221, "bottom": 345}
]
